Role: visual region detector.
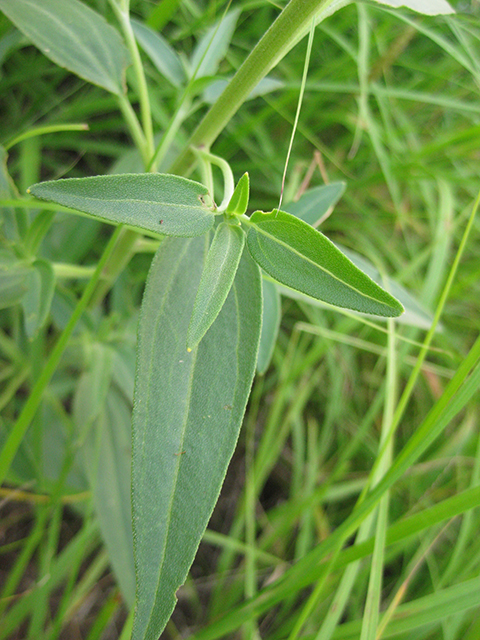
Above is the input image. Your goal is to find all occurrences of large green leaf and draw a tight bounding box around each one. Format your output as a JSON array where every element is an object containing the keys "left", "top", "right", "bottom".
[
  {"left": 0, "top": 0, "right": 129, "bottom": 94},
  {"left": 131, "top": 236, "right": 262, "bottom": 640},
  {"left": 187, "top": 222, "right": 245, "bottom": 349},
  {"left": 246, "top": 209, "right": 403, "bottom": 317},
  {"left": 29, "top": 174, "right": 215, "bottom": 238}
]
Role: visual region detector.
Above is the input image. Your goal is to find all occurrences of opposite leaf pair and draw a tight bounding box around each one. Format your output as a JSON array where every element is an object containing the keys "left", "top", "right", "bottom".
[{"left": 29, "top": 171, "right": 404, "bottom": 353}]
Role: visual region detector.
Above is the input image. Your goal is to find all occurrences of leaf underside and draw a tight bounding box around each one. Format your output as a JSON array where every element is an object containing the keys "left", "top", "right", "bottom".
[
  {"left": 0, "top": 0, "right": 129, "bottom": 94},
  {"left": 131, "top": 236, "right": 262, "bottom": 640},
  {"left": 29, "top": 174, "right": 214, "bottom": 237}
]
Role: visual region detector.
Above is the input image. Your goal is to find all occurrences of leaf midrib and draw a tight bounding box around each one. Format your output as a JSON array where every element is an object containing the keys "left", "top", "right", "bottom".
[{"left": 251, "top": 220, "right": 393, "bottom": 309}]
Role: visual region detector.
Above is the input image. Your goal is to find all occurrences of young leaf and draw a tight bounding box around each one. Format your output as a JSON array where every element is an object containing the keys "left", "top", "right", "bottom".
[
  {"left": 28, "top": 174, "right": 215, "bottom": 238},
  {"left": 284, "top": 182, "right": 346, "bottom": 227},
  {"left": 246, "top": 209, "right": 403, "bottom": 317},
  {"left": 187, "top": 222, "right": 245, "bottom": 349},
  {"left": 0, "top": 0, "right": 129, "bottom": 95},
  {"left": 226, "top": 173, "right": 249, "bottom": 216},
  {"left": 132, "top": 236, "right": 262, "bottom": 640},
  {"left": 131, "top": 19, "right": 186, "bottom": 88},
  {"left": 189, "top": 9, "right": 239, "bottom": 79},
  {"left": 257, "top": 278, "right": 281, "bottom": 375},
  {"left": 20, "top": 259, "right": 55, "bottom": 338}
]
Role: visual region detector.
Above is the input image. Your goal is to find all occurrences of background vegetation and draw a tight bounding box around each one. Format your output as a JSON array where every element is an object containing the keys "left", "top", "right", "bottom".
[{"left": 1, "top": 0, "right": 480, "bottom": 638}]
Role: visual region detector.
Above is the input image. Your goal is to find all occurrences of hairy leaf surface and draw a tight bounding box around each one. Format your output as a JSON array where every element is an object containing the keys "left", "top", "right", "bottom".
[
  {"left": 0, "top": 0, "right": 129, "bottom": 94},
  {"left": 247, "top": 209, "right": 403, "bottom": 317},
  {"left": 29, "top": 174, "right": 214, "bottom": 237},
  {"left": 132, "top": 236, "right": 262, "bottom": 640},
  {"left": 187, "top": 222, "right": 245, "bottom": 349}
]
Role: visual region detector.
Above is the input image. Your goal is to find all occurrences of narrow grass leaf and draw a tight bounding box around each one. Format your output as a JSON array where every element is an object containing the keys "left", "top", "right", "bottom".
[
  {"left": 132, "top": 236, "right": 262, "bottom": 640},
  {"left": 246, "top": 209, "right": 403, "bottom": 317},
  {"left": 0, "top": 0, "right": 129, "bottom": 94},
  {"left": 28, "top": 174, "right": 214, "bottom": 238},
  {"left": 203, "top": 77, "right": 284, "bottom": 104},
  {"left": 284, "top": 182, "right": 346, "bottom": 226},
  {"left": 190, "top": 9, "right": 239, "bottom": 79},
  {"left": 187, "top": 222, "right": 245, "bottom": 349},
  {"left": 131, "top": 19, "right": 186, "bottom": 88},
  {"left": 330, "top": 576, "right": 480, "bottom": 639},
  {"left": 257, "top": 279, "right": 281, "bottom": 375}
]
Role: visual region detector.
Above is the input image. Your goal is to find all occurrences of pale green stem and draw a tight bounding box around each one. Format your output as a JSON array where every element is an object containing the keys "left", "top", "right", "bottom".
[
  {"left": 171, "top": 0, "right": 336, "bottom": 175},
  {"left": 148, "top": 100, "right": 191, "bottom": 172},
  {"left": 0, "top": 226, "right": 124, "bottom": 486},
  {"left": 52, "top": 263, "right": 96, "bottom": 279},
  {"left": 192, "top": 148, "right": 235, "bottom": 211},
  {"left": 110, "top": 1, "right": 154, "bottom": 161},
  {"left": 117, "top": 92, "right": 148, "bottom": 166},
  {"left": 4, "top": 124, "right": 89, "bottom": 151}
]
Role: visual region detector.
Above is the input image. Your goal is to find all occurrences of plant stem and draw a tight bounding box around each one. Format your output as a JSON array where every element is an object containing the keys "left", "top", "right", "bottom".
[
  {"left": 171, "top": 0, "right": 336, "bottom": 175},
  {"left": 0, "top": 226, "right": 123, "bottom": 487},
  {"left": 111, "top": 1, "right": 154, "bottom": 161},
  {"left": 117, "top": 92, "right": 149, "bottom": 166}
]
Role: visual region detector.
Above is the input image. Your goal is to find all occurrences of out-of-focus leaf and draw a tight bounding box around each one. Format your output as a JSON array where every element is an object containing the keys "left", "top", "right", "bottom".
[
  {"left": 257, "top": 278, "right": 281, "bottom": 375},
  {"left": 0, "top": 250, "right": 31, "bottom": 309},
  {"left": 0, "top": 144, "right": 19, "bottom": 241},
  {"left": 246, "top": 209, "right": 404, "bottom": 317},
  {"left": 0, "top": 0, "right": 129, "bottom": 94},
  {"left": 131, "top": 19, "right": 186, "bottom": 87},
  {"left": 203, "top": 76, "right": 283, "bottom": 104},
  {"left": 29, "top": 174, "right": 214, "bottom": 238},
  {"left": 187, "top": 222, "right": 245, "bottom": 349},
  {"left": 284, "top": 182, "right": 346, "bottom": 227},
  {"left": 83, "top": 386, "right": 135, "bottom": 607},
  {"left": 131, "top": 236, "right": 262, "bottom": 640},
  {"left": 371, "top": 0, "right": 454, "bottom": 16},
  {"left": 20, "top": 258, "right": 55, "bottom": 338},
  {"left": 190, "top": 9, "right": 239, "bottom": 79}
]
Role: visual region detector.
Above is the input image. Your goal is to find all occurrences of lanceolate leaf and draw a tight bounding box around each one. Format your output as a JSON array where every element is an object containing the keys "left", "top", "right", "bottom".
[
  {"left": 0, "top": 0, "right": 129, "bottom": 95},
  {"left": 29, "top": 174, "right": 215, "bottom": 238},
  {"left": 132, "top": 236, "right": 262, "bottom": 640},
  {"left": 257, "top": 278, "right": 281, "bottom": 375},
  {"left": 131, "top": 19, "right": 186, "bottom": 88},
  {"left": 246, "top": 209, "right": 403, "bottom": 317},
  {"left": 284, "top": 182, "right": 346, "bottom": 227},
  {"left": 187, "top": 222, "right": 245, "bottom": 349},
  {"left": 226, "top": 173, "right": 249, "bottom": 216}
]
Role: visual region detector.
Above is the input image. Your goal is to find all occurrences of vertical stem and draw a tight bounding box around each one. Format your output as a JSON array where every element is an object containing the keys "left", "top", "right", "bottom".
[
  {"left": 111, "top": 2, "right": 154, "bottom": 161},
  {"left": 171, "top": 0, "right": 336, "bottom": 175}
]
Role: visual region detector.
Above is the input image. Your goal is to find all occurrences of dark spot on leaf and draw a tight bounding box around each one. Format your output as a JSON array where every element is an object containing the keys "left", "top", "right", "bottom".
[{"left": 224, "top": 404, "right": 233, "bottom": 411}]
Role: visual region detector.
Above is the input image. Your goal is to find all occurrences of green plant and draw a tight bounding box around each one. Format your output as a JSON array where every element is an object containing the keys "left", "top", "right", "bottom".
[{"left": 4, "top": 0, "right": 479, "bottom": 639}]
